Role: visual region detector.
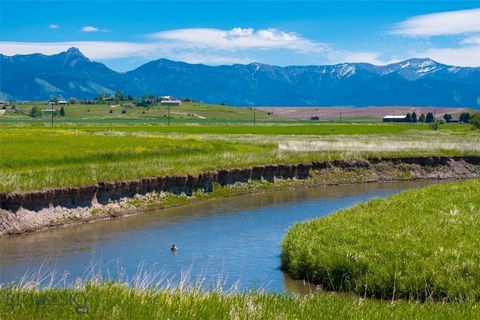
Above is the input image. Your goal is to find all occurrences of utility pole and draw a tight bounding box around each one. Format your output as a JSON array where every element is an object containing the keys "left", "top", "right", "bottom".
[
  {"left": 253, "top": 107, "right": 256, "bottom": 126},
  {"left": 339, "top": 112, "right": 342, "bottom": 123},
  {"left": 51, "top": 102, "right": 54, "bottom": 127},
  {"left": 168, "top": 104, "right": 171, "bottom": 125}
]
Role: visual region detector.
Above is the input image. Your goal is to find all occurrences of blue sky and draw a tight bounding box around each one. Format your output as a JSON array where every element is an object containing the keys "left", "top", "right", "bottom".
[{"left": 1, "top": 1, "right": 479, "bottom": 71}]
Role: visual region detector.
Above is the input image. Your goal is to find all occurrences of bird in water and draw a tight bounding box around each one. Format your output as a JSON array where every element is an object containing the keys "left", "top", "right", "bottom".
[{"left": 170, "top": 244, "right": 178, "bottom": 252}]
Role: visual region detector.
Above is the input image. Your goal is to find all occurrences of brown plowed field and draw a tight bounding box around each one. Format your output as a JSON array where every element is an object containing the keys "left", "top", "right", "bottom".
[{"left": 257, "top": 106, "right": 472, "bottom": 120}]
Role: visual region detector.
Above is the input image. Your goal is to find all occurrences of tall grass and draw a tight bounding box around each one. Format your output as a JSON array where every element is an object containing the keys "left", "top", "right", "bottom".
[
  {"left": 2, "top": 284, "right": 480, "bottom": 320},
  {"left": 1, "top": 125, "right": 479, "bottom": 192},
  {"left": 282, "top": 179, "right": 480, "bottom": 302}
]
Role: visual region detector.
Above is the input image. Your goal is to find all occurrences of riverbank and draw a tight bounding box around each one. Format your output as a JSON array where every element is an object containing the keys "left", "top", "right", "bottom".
[
  {"left": 1, "top": 156, "right": 479, "bottom": 236},
  {"left": 282, "top": 179, "right": 480, "bottom": 302},
  {"left": 1, "top": 283, "right": 479, "bottom": 320}
]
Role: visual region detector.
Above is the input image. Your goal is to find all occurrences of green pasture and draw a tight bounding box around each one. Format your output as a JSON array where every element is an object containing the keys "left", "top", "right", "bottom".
[{"left": 1, "top": 124, "right": 479, "bottom": 192}]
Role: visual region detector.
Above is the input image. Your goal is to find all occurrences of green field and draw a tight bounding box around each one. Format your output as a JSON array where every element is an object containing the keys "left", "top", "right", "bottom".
[
  {"left": 1, "top": 283, "right": 479, "bottom": 320},
  {"left": 0, "top": 101, "right": 287, "bottom": 125},
  {"left": 282, "top": 179, "right": 480, "bottom": 302},
  {"left": 1, "top": 123, "right": 479, "bottom": 192}
]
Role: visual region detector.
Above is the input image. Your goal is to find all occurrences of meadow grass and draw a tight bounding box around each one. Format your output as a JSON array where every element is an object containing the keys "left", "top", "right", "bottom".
[
  {"left": 282, "top": 179, "right": 480, "bottom": 302},
  {"left": 0, "top": 101, "right": 283, "bottom": 124},
  {"left": 1, "top": 283, "right": 479, "bottom": 320},
  {"left": 1, "top": 125, "right": 479, "bottom": 192}
]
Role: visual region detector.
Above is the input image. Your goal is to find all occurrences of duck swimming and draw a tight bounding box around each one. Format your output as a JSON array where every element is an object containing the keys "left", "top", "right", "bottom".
[{"left": 170, "top": 244, "right": 178, "bottom": 252}]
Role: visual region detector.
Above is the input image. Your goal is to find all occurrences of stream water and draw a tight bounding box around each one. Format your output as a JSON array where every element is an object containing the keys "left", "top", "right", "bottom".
[{"left": 0, "top": 180, "right": 436, "bottom": 295}]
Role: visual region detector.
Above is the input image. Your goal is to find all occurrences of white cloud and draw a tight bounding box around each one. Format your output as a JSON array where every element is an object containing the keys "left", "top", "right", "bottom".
[
  {"left": 461, "top": 35, "right": 480, "bottom": 45},
  {"left": 412, "top": 46, "right": 480, "bottom": 67},
  {"left": 0, "top": 41, "right": 156, "bottom": 59},
  {"left": 327, "top": 51, "right": 392, "bottom": 66},
  {"left": 147, "top": 27, "right": 327, "bottom": 53},
  {"left": 80, "top": 26, "right": 110, "bottom": 33},
  {"left": 392, "top": 8, "right": 480, "bottom": 36},
  {"left": 2, "top": 27, "right": 478, "bottom": 68},
  {"left": 48, "top": 24, "right": 59, "bottom": 29}
]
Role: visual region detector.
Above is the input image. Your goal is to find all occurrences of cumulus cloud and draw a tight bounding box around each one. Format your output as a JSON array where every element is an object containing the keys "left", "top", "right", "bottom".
[
  {"left": 392, "top": 8, "right": 480, "bottom": 36},
  {"left": 48, "top": 24, "right": 59, "bottom": 29},
  {"left": 80, "top": 26, "right": 110, "bottom": 33}
]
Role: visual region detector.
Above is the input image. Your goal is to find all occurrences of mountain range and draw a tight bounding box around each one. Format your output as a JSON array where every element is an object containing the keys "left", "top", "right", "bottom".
[{"left": 1, "top": 47, "right": 479, "bottom": 107}]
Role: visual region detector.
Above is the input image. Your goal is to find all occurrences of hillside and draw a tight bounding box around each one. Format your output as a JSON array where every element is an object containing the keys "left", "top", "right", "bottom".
[{"left": 1, "top": 48, "right": 479, "bottom": 107}]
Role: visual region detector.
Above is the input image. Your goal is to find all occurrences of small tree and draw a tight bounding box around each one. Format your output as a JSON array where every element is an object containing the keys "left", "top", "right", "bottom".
[
  {"left": 459, "top": 112, "right": 471, "bottom": 123},
  {"left": 471, "top": 112, "right": 480, "bottom": 129},
  {"left": 425, "top": 112, "right": 434, "bottom": 123},
  {"left": 115, "top": 90, "right": 124, "bottom": 102},
  {"left": 411, "top": 112, "right": 417, "bottom": 123},
  {"left": 419, "top": 113, "right": 426, "bottom": 122},
  {"left": 430, "top": 121, "right": 440, "bottom": 130},
  {"left": 30, "top": 106, "right": 42, "bottom": 118},
  {"left": 50, "top": 96, "right": 60, "bottom": 104},
  {"left": 60, "top": 106, "right": 65, "bottom": 116},
  {"left": 443, "top": 113, "right": 452, "bottom": 123},
  {"left": 405, "top": 113, "right": 412, "bottom": 122}
]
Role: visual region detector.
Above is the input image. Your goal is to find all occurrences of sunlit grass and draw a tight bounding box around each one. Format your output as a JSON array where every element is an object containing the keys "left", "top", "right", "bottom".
[
  {"left": 1, "top": 125, "right": 479, "bottom": 192},
  {"left": 1, "top": 283, "right": 479, "bottom": 320},
  {"left": 282, "top": 179, "right": 480, "bottom": 302}
]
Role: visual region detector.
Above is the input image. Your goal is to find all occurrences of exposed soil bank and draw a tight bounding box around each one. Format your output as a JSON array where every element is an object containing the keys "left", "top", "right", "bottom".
[{"left": 1, "top": 156, "right": 479, "bottom": 236}]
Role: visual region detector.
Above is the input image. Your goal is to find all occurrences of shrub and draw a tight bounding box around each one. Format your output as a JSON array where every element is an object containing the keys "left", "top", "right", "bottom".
[
  {"left": 29, "top": 106, "right": 42, "bottom": 118},
  {"left": 425, "top": 112, "right": 435, "bottom": 123},
  {"left": 471, "top": 112, "right": 480, "bottom": 129},
  {"left": 121, "top": 109, "right": 127, "bottom": 114}
]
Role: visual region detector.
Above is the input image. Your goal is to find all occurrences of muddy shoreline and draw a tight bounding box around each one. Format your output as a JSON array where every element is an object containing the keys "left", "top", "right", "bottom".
[{"left": 1, "top": 156, "right": 479, "bottom": 236}]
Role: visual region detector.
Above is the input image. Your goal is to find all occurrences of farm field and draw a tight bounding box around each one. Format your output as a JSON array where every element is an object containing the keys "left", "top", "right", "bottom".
[
  {"left": 1, "top": 123, "right": 479, "bottom": 192},
  {"left": 0, "top": 101, "right": 286, "bottom": 125},
  {"left": 2, "top": 101, "right": 476, "bottom": 125},
  {"left": 259, "top": 106, "right": 474, "bottom": 121}
]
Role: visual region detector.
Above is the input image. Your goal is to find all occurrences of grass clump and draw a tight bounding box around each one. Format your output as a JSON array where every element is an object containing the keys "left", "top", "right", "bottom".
[
  {"left": 1, "top": 283, "right": 480, "bottom": 319},
  {"left": 282, "top": 179, "right": 480, "bottom": 302}
]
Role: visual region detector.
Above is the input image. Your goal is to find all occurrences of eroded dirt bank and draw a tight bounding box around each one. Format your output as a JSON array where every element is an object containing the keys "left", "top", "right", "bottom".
[{"left": 1, "top": 156, "right": 479, "bottom": 236}]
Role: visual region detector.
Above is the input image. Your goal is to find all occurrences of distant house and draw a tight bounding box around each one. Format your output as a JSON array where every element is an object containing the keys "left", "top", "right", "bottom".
[
  {"left": 160, "top": 99, "right": 182, "bottom": 106},
  {"left": 48, "top": 100, "right": 68, "bottom": 105},
  {"left": 383, "top": 115, "right": 407, "bottom": 123}
]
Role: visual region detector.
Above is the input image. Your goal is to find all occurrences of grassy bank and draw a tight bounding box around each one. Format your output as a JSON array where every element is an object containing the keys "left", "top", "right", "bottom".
[
  {"left": 1, "top": 125, "right": 479, "bottom": 192},
  {"left": 282, "top": 179, "right": 480, "bottom": 302},
  {"left": 1, "top": 283, "right": 479, "bottom": 320}
]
